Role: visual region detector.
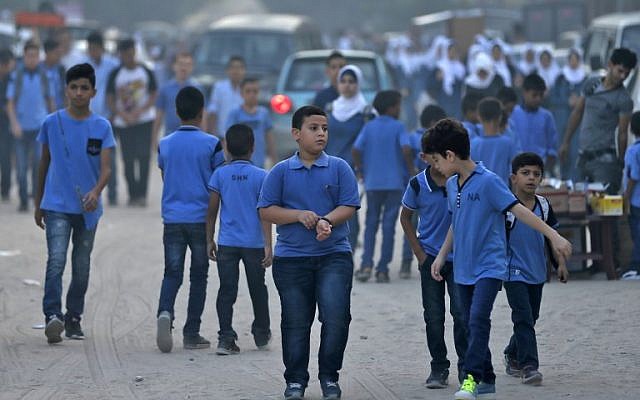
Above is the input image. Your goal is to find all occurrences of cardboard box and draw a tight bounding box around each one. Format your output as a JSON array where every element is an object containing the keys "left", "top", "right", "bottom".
[
  {"left": 591, "top": 195, "right": 623, "bottom": 216},
  {"left": 537, "top": 189, "right": 569, "bottom": 213},
  {"left": 568, "top": 192, "right": 587, "bottom": 214}
]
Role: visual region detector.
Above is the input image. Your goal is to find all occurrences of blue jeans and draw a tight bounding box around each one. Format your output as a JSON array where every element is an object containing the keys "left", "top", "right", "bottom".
[
  {"left": 158, "top": 223, "right": 209, "bottom": 337},
  {"left": 402, "top": 212, "right": 419, "bottom": 263},
  {"left": 107, "top": 144, "right": 118, "bottom": 203},
  {"left": 503, "top": 281, "right": 544, "bottom": 370},
  {"left": 628, "top": 206, "right": 640, "bottom": 269},
  {"left": 15, "top": 129, "right": 40, "bottom": 206},
  {"left": 457, "top": 278, "right": 502, "bottom": 384},
  {"left": 361, "top": 190, "right": 403, "bottom": 272},
  {"left": 42, "top": 211, "right": 97, "bottom": 320},
  {"left": 272, "top": 252, "right": 353, "bottom": 386},
  {"left": 419, "top": 255, "right": 467, "bottom": 375},
  {"left": 216, "top": 245, "right": 270, "bottom": 341}
]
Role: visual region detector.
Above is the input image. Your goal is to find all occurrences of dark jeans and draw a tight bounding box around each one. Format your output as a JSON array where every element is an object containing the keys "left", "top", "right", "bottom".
[
  {"left": 216, "top": 245, "right": 270, "bottom": 341},
  {"left": 361, "top": 190, "right": 403, "bottom": 272},
  {"left": 419, "top": 255, "right": 467, "bottom": 375},
  {"left": 402, "top": 212, "right": 419, "bottom": 263},
  {"left": 272, "top": 252, "right": 353, "bottom": 386},
  {"left": 0, "top": 123, "right": 13, "bottom": 198},
  {"left": 457, "top": 278, "right": 502, "bottom": 385},
  {"left": 158, "top": 223, "right": 209, "bottom": 337},
  {"left": 116, "top": 122, "right": 152, "bottom": 202},
  {"left": 579, "top": 157, "right": 622, "bottom": 195},
  {"left": 347, "top": 210, "right": 360, "bottom": 251},
  {"left": 42, "top": 211, "right": 97, "bottom": 320},
  {"left": 15, "top": 129, "right": 40, "bottom": 206},
  {"left": 107, "top": 144, "right": 118, "bottom": 203},
  {"left": 628, "top": 206, "right": 640, "bottom": 269},
  {"left": 504, "top": 281, "right": 544, "bottom": 370}
]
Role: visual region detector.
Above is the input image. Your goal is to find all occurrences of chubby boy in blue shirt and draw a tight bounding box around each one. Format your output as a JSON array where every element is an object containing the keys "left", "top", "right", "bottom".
[
  {"left": 206, "top": 123, "right": 273, "bottom": 355},
  {"left": 156, "top": 86, "right": 225, "bottom": 353},
  {"left": 258, "top": 106, "right": 360, "bottom": 400},
  {"left": 424, "top": 119, "right": 572, "bottom": 400}
]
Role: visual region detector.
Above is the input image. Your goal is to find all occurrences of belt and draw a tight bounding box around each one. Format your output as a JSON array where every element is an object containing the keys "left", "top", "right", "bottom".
[{"left": 579, "top": 148, "right": 616, "bottom": 162}]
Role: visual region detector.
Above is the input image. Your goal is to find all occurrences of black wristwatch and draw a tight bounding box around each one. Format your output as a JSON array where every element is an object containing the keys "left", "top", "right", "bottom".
[{"left": 318, "top": 216, "right": 333, "bottom": 227}]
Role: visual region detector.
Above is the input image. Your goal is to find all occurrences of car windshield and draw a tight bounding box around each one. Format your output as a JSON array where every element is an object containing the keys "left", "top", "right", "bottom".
[
  {"left": 285, "top": 57, "right": 380, "bottom": 92},
  {"left": 194, "top": 31, "right": 292, "bottom": 71},
  {"left": 622, "top": 25, "right": 640, "bottom": 60}
]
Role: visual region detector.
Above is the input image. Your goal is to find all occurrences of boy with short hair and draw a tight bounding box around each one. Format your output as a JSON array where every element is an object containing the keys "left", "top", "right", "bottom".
[
  {"left": 503, "top": 152, "right": 569, "bottom": 385},
  {"left": 226, "top": 78, "right": 277, "bottom": 167},
  {"left": 313, "top": 51, "right": 347, "bottom": 110},
  {"left": 34, "top": 63, "right": 115, "bottom": 343},
  {"left": 623, "top": 111, "right": 640, "bottom": 279},
  {"left": 156, "top": 86, "right": 225, "bottom": 353},
  {"left": 207, "top": 56, "right": 246, "bottom": 137},
  {"left": 206, "top": 123, "right": 273, "bottom": 355},
  {"left": 258, "top": 105, "right": 360, "bottom": 400},
  {"left": 352, "top": 90, "right": 415, "bottom": 283},
  {"left": 424, "top": 119, "right": 571, "bottom": 399},
  {"left": 460, "top": 92, "right": 481, "bottom": 139}
]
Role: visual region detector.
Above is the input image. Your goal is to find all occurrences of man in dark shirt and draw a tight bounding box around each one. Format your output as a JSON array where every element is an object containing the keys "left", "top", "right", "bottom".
[
  {"left": 0, "top": 48, "right": 15, "bottom": 201},
  {"left": 313, "top": 51, "right": 346, "bottom": 111}
]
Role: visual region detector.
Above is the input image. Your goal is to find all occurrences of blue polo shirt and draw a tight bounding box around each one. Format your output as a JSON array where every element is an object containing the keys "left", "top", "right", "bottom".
[
  {"left": 447, "top": 163, "right": 518, "bottom": 285},
  {"left": 470, "top": 134, "right": 520, "bottom": 184},
  {"left": 226, "top": 106, "right": 273, "bottom": 168},
  {"left": 6, "top": 66, "right": 50, "bottom": 131},
  {"left": 257, "top": 152, "right": 360, "bottom": 257},
  {"left": 408, "top": 128, "right": 427, "bottom": 171},
  {"left": 510, "top": 105, "right": 558, "bottom": 160},
  {"left": 37, "top": 110, "right": 115, "bottom": 227},
  {"left": 155, "top": 78, "right": 203, "bottom": 135},
  {"left": 624, "top": 140, "right": 640, "bottom": 208},
  {"left": 402, "top": 167, "right": 453, "bottom": 261},
  {"left": 158, "top": 126, "right": 225, "bottom": 223},
  {"left": 462, "top": 120, "right": 481, "bottom": 139},
  {"left": 353, "top": 115, "right": 410, "bottom": 191},
  {"left": 208, "top": 160, "right": 267, "bottom": 248},
  {"left": 507, "top": 197, "right": 558, "bottom": 284}
]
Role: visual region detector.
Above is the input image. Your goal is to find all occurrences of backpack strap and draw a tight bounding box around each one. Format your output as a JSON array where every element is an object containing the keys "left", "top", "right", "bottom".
[
  {"left": 535, "top": 194, "right": 549, "bottom": 222},
  {"left": 13, "top": 66, "right": 49, "bottom": 103}
]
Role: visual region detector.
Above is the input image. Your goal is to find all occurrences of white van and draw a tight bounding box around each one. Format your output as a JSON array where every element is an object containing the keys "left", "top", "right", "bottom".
[{"left": 584, "top": 11, "right": 640, "bottom": 71}]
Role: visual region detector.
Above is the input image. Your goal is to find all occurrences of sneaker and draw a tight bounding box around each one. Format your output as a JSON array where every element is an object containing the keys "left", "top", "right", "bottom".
[
  {"left": 504, "top": 353, "right": 521, "bottom": 377},
  {"left": 375, "top": 271, "right": 390, "bottom": 283},
  {"left": 622, "top": 269, "right": 640, "bottom": 280},
  {"left": 320, "top": 380, "right": 341, "bottom": 399},
  {"left": 355, "top": 267, "right": 372, "bottom": 282},
  {"left": 183, "top": 335, "right": 211, "bottom": 349},
  {"left": 156, "top": 311, "right": 173, "bottom": 353},
  {"left": 64, "top": 316, "right": 85, "bottom": 340},
  {"left": 425, "top": 369, "right": 449, "bottom": 389},
  {"left": 521, "top": 366, "right": 543, "bottom": 385},
  {"left": 254, "top": 332, "right": 272, "bottom": 350},
  {"left": 17, "top": 203, "right": 28, "bottom": 213},
  {"left": 283, "top": 382, "right": 305, "bottom": 400},
  {"left": 477, "top": 382, "right": 496, "bottom": 399},
  {"left": 399, "top": 260, "right": 411, "bottom": 279},
  {"left": 454, "top": 374, "right": 478, "bottom": 400},
  {"left": 216, "top": 339, "right": 240, "bottom": 355},
  {"left": 45, "top": 315, "right": 64, "bottom": 344}
]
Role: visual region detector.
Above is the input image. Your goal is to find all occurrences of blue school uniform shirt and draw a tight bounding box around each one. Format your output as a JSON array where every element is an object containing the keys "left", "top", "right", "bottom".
[
  {"left": 158, "top": 126, "right": 225, "bottom": 224},
  {"left": 155, "top": 78, "right": 203, "bottom": 135},
  {"left": 353, "top": 115, "right": 410, "bottom": 191},
  {"left": 447, "top": 163, "right": 518, "bottom": 285},
  {"left": 510, "top": 105, "right": 558, "bottom": 161},
  {"left": 326, "top": 112, "right": 366, "bottom": 166},
  {"left": 462, "top": 120, "right": 481, "bottom": 139},
  {"left": 6, "top": 66, "right": 50, "bottom": 131},
  {"left": 470, "top": 134, "right": 520, "bottom": 184},
  {"left": 208, "top": 160, "right": 267, "bottom": 248},
  {"left": 402, "top": 167, "right": 453, "bottom": 261},
  {"left": 226, "top": 106, "right": 273, "bottom": 168},
  {"left": 408, "top": 128, "right": 427, "bottom": 171},
  {"left": 42, "top": 63, "right": 65, "bottom": 110},
  {"left": 257, "top": 152, "right": 360, "bottom": 257},
  {"left": 507, "top": 197, "right": 558, "bottom": 284},
  {"left": 624, "top": 140, "right": 640, "bottom": 208},
  {"left": 36, "top": 110, "right": 116, "bottom": 224}
]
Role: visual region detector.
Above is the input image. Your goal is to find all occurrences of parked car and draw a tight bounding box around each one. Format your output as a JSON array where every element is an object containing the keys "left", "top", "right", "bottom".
[{"left": 270, "top": 49, "right": 395, "bottom": 159}]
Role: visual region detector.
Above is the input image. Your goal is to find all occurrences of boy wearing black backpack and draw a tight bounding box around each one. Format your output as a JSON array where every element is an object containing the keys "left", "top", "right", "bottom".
[{"left": 503, "top": 152, "right": 569, "bottom": 386}]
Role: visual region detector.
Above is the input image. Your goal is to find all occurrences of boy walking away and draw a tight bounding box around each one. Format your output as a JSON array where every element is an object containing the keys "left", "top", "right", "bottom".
[
  {"left": 424, "top": 119, "right": 571, "bottom": 400},
  {"left": 156, "top": 86, "right": 225, "bottom": 353},
  {"left": 623, "top": 112, "right": 640, "bottom": 280},
  {"left": 258, "top": 106, "right": 360, "bottom": 400},
  {"left": 226, "top": 78, "right": 277, "bottom": 168},
  {"left": 509, "top": 74, "right": 558, "bottom": 174},
  {"left": 352, "top": 90, "right": 415, "bottom": 283},
  {"left": 471, "top": 97, "right": 520, "bottom": 184},
  {"left": 503, "top": 152, "right": 569, "bottom": 385},
  {"left": 207, "top": 56, "right": 245, "bottom": 138},
  {"left": 34, "top": 63, "right": 115, "bottom": 344},
  {"left": 400, "top": 132, "right": 467, "bottom": 389},
  {"left": 0, "top": 48, "right": 15, "bottom": 202},
  {"left": 207, "top": 124, "right": 273, "bottom": 355}
]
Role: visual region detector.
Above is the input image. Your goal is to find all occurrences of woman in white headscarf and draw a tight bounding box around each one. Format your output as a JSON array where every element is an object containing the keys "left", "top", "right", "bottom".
[
  {"left": 429, "top": 39, "right": 466, "bottom": 118},
  {"left": 464, "top": 52, "right": 505, "bottom": 99},
  {"left": 490, "top": 40, "right": 514, "bottom": 87},
  {"left": 536, "top": 48, "right": 560, "bottom": 91}
]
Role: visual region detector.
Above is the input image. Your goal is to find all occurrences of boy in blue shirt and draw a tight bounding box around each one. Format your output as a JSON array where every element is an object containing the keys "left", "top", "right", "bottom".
[
  {"left": 460, "top": 93, "right": 481, "bottom": 139},
  {"left": 425, "top": 119, "right": 572, "bottom": 400},
  {"left": 156, "top": 86, "right": 225, "bottom": 353},
  {"left": 258, "top": 106, "right": 360, "bottom": 400},
  {"left": 207, "top": 123, "right": 273, "bottom": 355},
  {"left": 503, "top": 152, "right": 569, "bottom": 386},
  {"left": 470, "top": 97, "right": 520, "bottom": 184},
  {"left": 400, "top": 131, "right": 467, "bottom": 389},
  {"left": 352, "top": 90, "right": 415, "bottom": 283},
  {"left": 623, "top": 111, "right": 640, "bottom": 279},
  {"left": 34, "top": 63, "right": 115, "bottom": 344},
  {"left": 226, "top": 77, "right": 276, "bottom": 168}
]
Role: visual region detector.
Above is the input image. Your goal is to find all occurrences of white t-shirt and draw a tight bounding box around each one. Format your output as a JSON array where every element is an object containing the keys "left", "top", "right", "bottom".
[{"left": 108, "top": 65, "right": 157, "bottom": 128}]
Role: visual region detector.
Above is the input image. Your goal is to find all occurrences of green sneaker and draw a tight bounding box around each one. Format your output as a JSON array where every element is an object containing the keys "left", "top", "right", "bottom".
[{"left": 454, "top": 374, "right": 478, "bottom": 400}]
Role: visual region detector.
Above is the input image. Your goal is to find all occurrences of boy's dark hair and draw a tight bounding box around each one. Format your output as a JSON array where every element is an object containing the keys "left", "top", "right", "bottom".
[
  {"left": 420, "top": 104, "right": 446, "bottom": 128},
  {"left": 240, "top": 77, "right": 259, "bottom": 88},
  {"left": 292, "top": 105, "right": 326, "bottom": 130},
  {"left": 326, "top": 50, "right": 345, "bottom": 65},
  {"left": 373, "top": 90, "right": 402, "bottom": 115},
  {"left": 0, "top": 48, "right": 14, "bottom": 65},
  {"left": 86, "top": 30, "right": 104, "bottom": 47},
  {"left": 422, "top": 118, "right": 470, "bottom": 159},
  {"left": 522, "top": 73, "right": 546, "bottom": 92},
  {"left": 175, "top": 86, "right": 204, "bottom": 121},
  {"left": 117, "top": 38, "right": 135, "bottom": 52},
  {"left": 496, "top": 86, "right": 518, "bottom": 104},
  {"left": 630, "top": 111, "right": 640, "bottom": 137},
  {"left": 478, "top": 97, "right": 503, "bottom": 122},
  {"left": 43, "top": 38, "right": 59, "bottom": 53},
  {"left": 225, "top": 124, "right": 255, "bottom": 157},
  {"left": 66, "top": 63, "right": 96, "bottom": 88},
  {"left": 226, "top": 55, "right": 246, "bottom": 68},
  {"left": 23, "top": 40, "right": 40, "bottom": 54},
  {"left": 461, "top": 92, "right": 481, "bottom": 116},
  {"left": 610, "top": 48, "right": 638, "bottom": 70},
  {"left": 512, "top": 152, "right": 544, "bottom": 175}
]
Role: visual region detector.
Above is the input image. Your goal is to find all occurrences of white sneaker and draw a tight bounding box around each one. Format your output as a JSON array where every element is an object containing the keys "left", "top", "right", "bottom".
[
  {"left": 45, "top": 316, "right": 64, "bottom": 344},
  {"left": 156, "top": 311, "right": 173, "bottom": 353}
]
